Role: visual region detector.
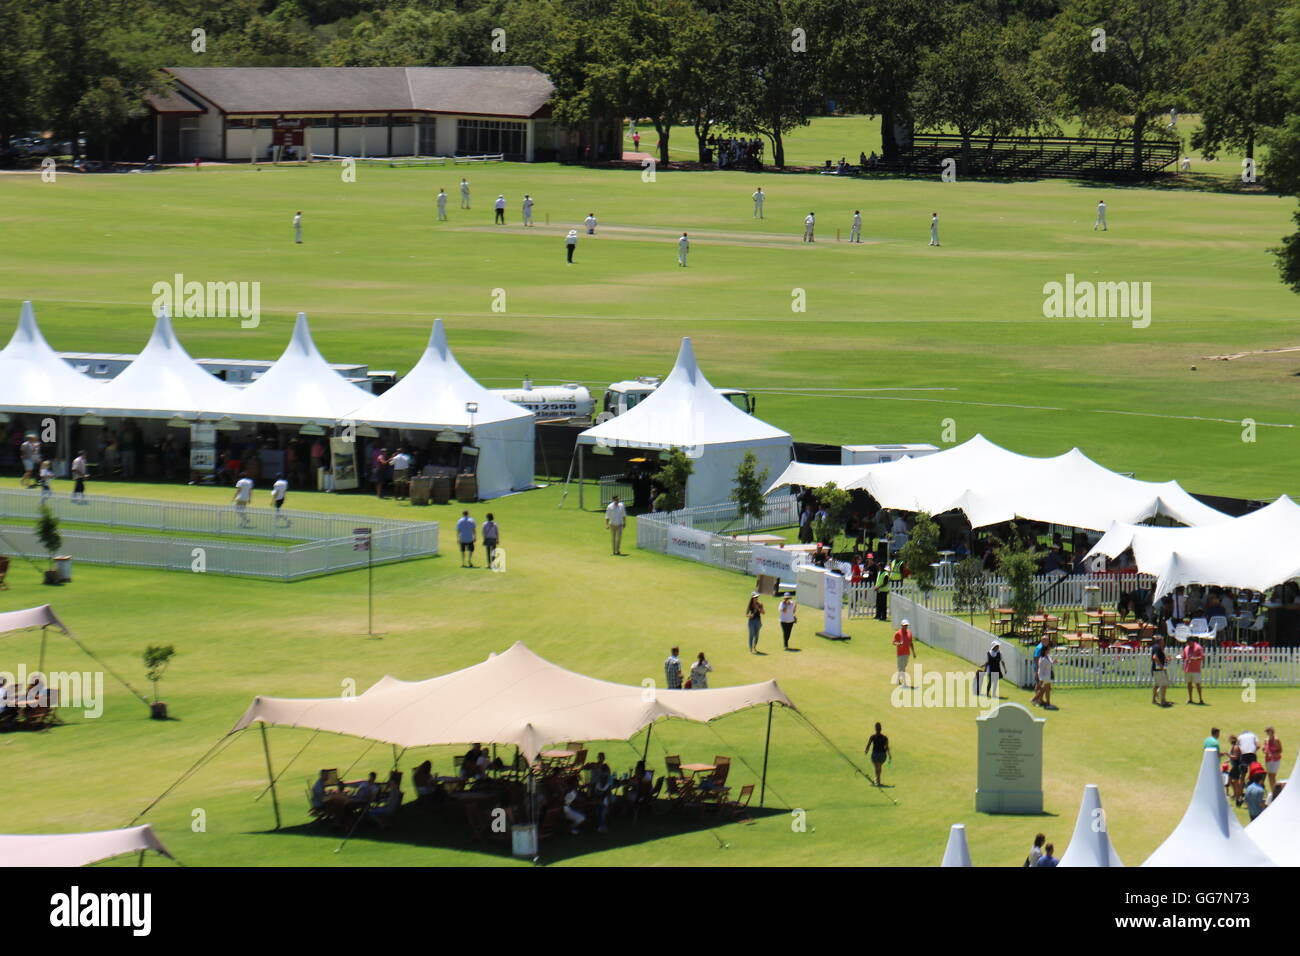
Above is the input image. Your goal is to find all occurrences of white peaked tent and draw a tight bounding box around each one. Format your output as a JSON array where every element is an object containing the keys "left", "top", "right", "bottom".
[
  {"left": 1090, "top": 496, "right": 1300, "bottom": 600},
  {"left": 344, "top": 319, "right": 534, "bottom": 500},
  {"left": 72, "top": 308, "right": 237, "bottom": 419},
  {"left": 1245, "top": 752, "right": 1300, "bottom": 865},
  {"left": 0, "top": 301, "right": 104, "bottom": 413},
  {"left": 1059, "top": 784, "right": 1124, "bottom": 867},
  {"left": 1143, "top": 749, "right": 1275, "bottom": 867},
  {"left": 0, "top": 825, "right": 173, "bottom": 867},
  {"left": 226, "top": 312, "right": 374, "bottom": 426},
  {"left": 766, "top": 434, "right": 1227, "bottom": 532},
  {"left": 941, "top": 823, "right": 972, "bottom": 867},
  {"left": 578, "top": 338, "right": 793, "bottom": 508}
]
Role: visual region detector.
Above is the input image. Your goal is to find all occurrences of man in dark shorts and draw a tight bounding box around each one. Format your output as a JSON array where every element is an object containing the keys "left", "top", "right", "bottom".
[
  {"left": 456, "top": 510, "right": 476, "bottom": 568},
  {"left": 865, "top": 722, "right": 890, "bottom": 786}
]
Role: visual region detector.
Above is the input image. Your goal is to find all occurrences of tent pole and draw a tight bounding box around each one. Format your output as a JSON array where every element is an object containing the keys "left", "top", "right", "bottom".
[
  {"left": 760, "top": 702, "right": 774, "bottom": 808},
  {"left": 641, "top": 722, "right": 653, "bottom": 763},
  {"left": 259, "top": 723, "right": 282, "bottom": 830},
  {"left": 38, "top": 626, "right": 48, "bottom": 675},
  {"left": 578, "top": 443, "right": 585, "bottom": 510}
]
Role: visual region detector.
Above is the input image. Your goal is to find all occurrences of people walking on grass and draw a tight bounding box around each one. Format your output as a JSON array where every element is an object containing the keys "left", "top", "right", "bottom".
[
  {"left": 270, "top": 472, "right": 291, "bottom": 527},
  {"left": 565, "top": 229, "right": 578, "bottom": 264},
  {"left": 1151, "top": 636, "right": 1170, "bottom": 707},
  {"left": 865, "top": 722, "right": 890, "bottom": 786},
  {"left": 893, "top": 618, "right": 916, "bottom": 687},
  {"left": 850, "top": 209, "right": 862, "bottom": 243},
  {"left": 1025, "top": 833, "right": 1046, "bottom": 867},
  {"left": 804, "top": 211, "right": 815, "bottom": 242},
  {"left": 929, "top": 212, "right": 940, "bottom": 246},
  {"left": 494, "top": 194, "right": 506, "bottom": 225},
  {"left": 460, "top": 178, "right": 470, "bottom": 209},
  {"left": 456, "top": 509, "right": 476, "bottom": 567},
  {"left": 522, "top": 194, "right": 534, "bottom": 227},
  {"left": 482, "top": 512, "right": 499, "bottom": 567},
  {"left": 665, "top": 646, "right": 682, "bottom": 690},
  {"left": 1180, "top": 636, "right": 1205, "bottom": 704},
  {"left": 1031, "top": 638, "right": 1054, "bottom": 708},
  {"left": 1228, "top": 734, "right": 1245, "bottom": 806},
  {"left": 753, "top": 187, "right": 765, "bottom": 218},
  {"left": 746, "top": 592, "right": 764, "bottom": 653},
  {"left": 37, "top": 460, "right": 52, "bottom": 500},
  {"left": 678, "top": 232, "right": 689, "bottom": 267},
  {"left": 233, "top": 471, "right": 254, "bottom": 528},
  {"left": 690, "top": 652, "right": 712, "bottom": 689},
  {"left": 1038, "top": 843, "right": 1060, "bottom": 867},
  {"left": 982, "top": 640, "right": 1006, "bottom": 699},
  {"left": 19, "top": 434, "right": 39, "bottom": 487},
  {"left": 779, "top": 593, "right": 797, "bottom": 649},
  {"left": 437, "top": 188, "right": 447, "bottom": 220},
  {"left": 1094, "top": 199, "right": 1107, "bottom": 231},
  {"left": 1264, "top": 726, "right": 1283, "bottom": 790},
  {"left": 71, "top": 449, "right": 88, "bottom": 503},
  {"left": 605, "top": 494, "right": 626, "bottom": 555},
  {"left": 293, "top": 211, "right": 303, "bottom": 244}
]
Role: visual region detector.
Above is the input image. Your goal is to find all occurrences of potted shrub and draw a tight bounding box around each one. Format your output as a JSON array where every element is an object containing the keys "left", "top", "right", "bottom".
[
  {"left": 36, "top": 504, "right": 62, "bottom": 585},
  {"left": 144, "top": 644, "right": 176, "bottom": 719}
]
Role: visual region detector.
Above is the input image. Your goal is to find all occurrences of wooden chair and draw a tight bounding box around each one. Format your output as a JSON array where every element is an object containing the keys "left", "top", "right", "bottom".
[
  {"left": 567, "top": 741, "right": 584, "bottom": 752},
  {"left": 1098, "top": 612, "right": 1118, "bottom": 642},
  {"left": 713, "top": 756, "right": 732, "bottom": 771},
  {"left": 723, "top": 784, "right": 755, "bottom": 821},
  {"left": 567, "top": 749, "right": 588, "bottom": 773},
  {"left": 665, "top": 755, "right": 683, "bottom": 778}
]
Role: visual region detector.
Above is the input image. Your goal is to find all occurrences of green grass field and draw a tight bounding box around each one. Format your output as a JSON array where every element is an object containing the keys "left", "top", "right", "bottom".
[{"left": 0, "top": 117, "right": 1296, "bottom": 867}]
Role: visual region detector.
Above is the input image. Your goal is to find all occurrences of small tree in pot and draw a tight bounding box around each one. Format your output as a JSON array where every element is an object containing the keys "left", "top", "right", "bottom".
[
  {"left": 898, "top": 511, "right": 941, "bottom": 601},
  {"left": 143, "top": 644, "right": 176, "bottom": 720},
  {"left": 36, "top": 504, "right": 62, "bottom": 585}
]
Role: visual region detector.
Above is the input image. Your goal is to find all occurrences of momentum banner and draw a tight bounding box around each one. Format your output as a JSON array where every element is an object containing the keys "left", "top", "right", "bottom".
[
  {"left": 749, "top": 544, "right": 804, "bottom": 580},
  {"left": 666, "top": 524, "right": 712, "bottom": 563}
]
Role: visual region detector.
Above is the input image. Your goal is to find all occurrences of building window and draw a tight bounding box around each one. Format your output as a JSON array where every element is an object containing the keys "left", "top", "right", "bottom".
[
  {"left": 337, "top": 116, "right": 363, "bottom": 127},
  {"left": 305, "top": 116, "right": 332, "bottom": 128},
  {"left": 363, "top": 115, "right": 387, "bottom": 127},
  {"left": 254, "top": 118, "right": 275, "bottom": 129},
  {"left": 226, "top": 118, "right": 253, "bottom": 129},
  {"left": 389, "top": 115, "right": 414, "bottom": 127},
  {"left": 456, "top": 118, "right": 526, "bottom": 159}
]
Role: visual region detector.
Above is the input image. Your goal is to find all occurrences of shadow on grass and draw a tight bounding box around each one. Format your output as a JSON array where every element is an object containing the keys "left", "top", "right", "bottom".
[{"left": 258, "top": 801, "right": 788, "bottom": 862}]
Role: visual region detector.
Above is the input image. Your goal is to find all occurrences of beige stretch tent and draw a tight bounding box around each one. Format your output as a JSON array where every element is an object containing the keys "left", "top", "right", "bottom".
[
  {"left": 0, "top": 825, "right": 173, "bottom": 867},
  {"left": 232, "top": 642, "right": 795, "bottom": 824}
]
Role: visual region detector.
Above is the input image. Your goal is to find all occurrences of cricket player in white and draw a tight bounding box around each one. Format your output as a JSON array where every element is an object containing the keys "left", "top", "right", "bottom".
[
  {"left": 1094, "top": 200, "right": 1107, "bottom": 231},
  {"left": 1168, "top": 107, "right": 1177, "bottom": 130},
  {"left": 494, "top": 194, "right": 506, "bottom": 224},
  {"left": 437, "top": 189, "right": 447, "bottom": 220},
  {"left": 1180, "top": 156, "right": 1191, "bottom": 171},
  {"left": 460, "top": 178, "right": 470, "bottom": 209},
  {"left": 270, "top": 474, "right": 290, "bottom": 527},
  {"left": 850, "top": 210, "right": 862, "bottom": 243},
  {"left": 293, "top": 211, "right": 302, "bottom": 244},
  {"left": 522, "top": 194, "right": 534, "bottom": 226},
  {"left": 804, "top": 212, "right": 815, "bottom": 242},
  {"left": 678, "top": 232, "right": 689, "bottom": 267},
  {"left": 584, "top": 212, "right": 597, "bottom": 234},
  {"left": 753, "top": 187, "right": 765, "bottom": 218},
  {"left": 929, "top": 212, "right": 940, "bottom": 246},
  {"left": 233, "top": 474, "right": 254, "bottom": 528}
]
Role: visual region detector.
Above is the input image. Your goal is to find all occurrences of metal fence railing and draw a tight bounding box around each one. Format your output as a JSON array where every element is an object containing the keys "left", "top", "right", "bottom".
[
  {"left": 890, "top": 592, "right": 1035, "bottom": 688},
  {"left": 636, "top": 495, "right": 800, "bottom": 568},
  {"left": 1047, "top": 646, "right": 1300, "bottom": 688},
  {"left": 0, "top": 491, "right": 438, "bottom": 580},
  {"left": 847, "top": 571, "right": 1158, "bottom": 618}
]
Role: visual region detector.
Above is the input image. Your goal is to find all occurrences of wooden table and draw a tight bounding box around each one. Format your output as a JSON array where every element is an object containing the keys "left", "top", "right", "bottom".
[
  {"left": 681, "top": 763, "right": 717, "bottom": 778},
  {"left": 541, "top": 750, "right": 575, "bottom": 760}
]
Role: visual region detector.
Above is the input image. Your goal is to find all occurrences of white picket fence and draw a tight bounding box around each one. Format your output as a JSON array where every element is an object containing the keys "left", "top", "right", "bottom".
[
  {"left": 847, "top": 571, "right": 1156, "bottom": 618},
  {"left": 1048, "top": 646, "right": 1300, "bottom": 687}
]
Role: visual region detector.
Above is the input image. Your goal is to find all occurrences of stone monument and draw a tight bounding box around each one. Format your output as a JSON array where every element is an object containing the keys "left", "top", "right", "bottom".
[{"left": 975, "top": 702, "right": 1044, "bottom": 814}]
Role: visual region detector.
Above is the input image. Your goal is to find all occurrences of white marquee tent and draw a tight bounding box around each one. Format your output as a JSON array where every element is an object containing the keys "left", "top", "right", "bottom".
[
  {"left": 940, "top": 823, "right": 973, "bottom": 867},
  {"left": 1059, "top": 784, "right": 1124, "bottom": 867},
  {"left": 1245, "top": 753, "right": 1298, "bottom": 865},
  {"left": 0, "top": 301, "right": 105, "bottom": 413},
  {"left": 767, "top": 434, "right": 1227, "bottom": 532},
  {"left": 343, "top": 320, "right": 534, "bottom": 500},
  {"left": 0, "top": 825, "right": 173, "bottom": 867},
  {"left": 1143, "top": 749, "right": 1275, "bottom": 867},
  {"left": 1089, "top": 496, "right": 1300, "bottom": 600},
  {"left": 578, "top": 337, "right": 793, "bottom": 508},
  {"left": 225, "top": 312, "right": 374, "bottom": 427}
]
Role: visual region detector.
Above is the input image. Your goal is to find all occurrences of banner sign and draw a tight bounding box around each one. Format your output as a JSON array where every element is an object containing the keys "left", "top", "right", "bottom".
[
  {"left": 189, "top": 423, "right": 216, "bottom": 473},
  {"left": 272, "top": 119, "right": 305, "bottom": 146},
  {"left": 330, "top": 438, "right": 359, "bottom": 491},
  {"left": 822, "top": 570, "right": 847, "bottom": 638},
  {"left": 749, "top": 544, "right": 804, "bottom": 580},
  {"left": 353, "top": 527, "right": 372, "bottom": 552},
  {"left": 666, "top": 524, "right": 712, "bottom": 563}
]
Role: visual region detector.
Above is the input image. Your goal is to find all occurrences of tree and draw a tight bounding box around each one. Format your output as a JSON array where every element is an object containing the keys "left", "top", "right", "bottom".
[
  {"left": 1266, "top": 1, "right": 1300, "bottom": 291},
  {"left": 36, "top": 504, "right": 61, "bottom": 584},
  {"left": 654, "top": 447, "right": 694, "bottom": 512},
  {"left": 731, "top": 451, "right": 770, "bottom": 525},
  {"left": 811, "top": 482, "right": 851, "bottom": 548},
  {"left": 143, "top": 644, "right": 175, "bottom": 715},
  {"left": 953, "top": 555, "right": 988, "bottom": 624},
  {"left": 995, "top": 532, "right": 1043, "bottom": 635},
  {"left": 898, "top": 511, "right": 941, "bottom": 597}
]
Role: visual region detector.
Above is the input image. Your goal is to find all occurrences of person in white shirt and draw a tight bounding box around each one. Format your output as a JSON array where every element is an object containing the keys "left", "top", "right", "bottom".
[
  {"left": 460, "top": 178, "right": 470, "bottom": 209},
  {"left": 605, "top": 495, "right": 627, "bottom": 556},
  {"left": 850, "top": 209, "right": 862, "bottom": 243},
  {"left": 19, "top": 435, "right": 40, "bottom": 487},
  {"left": 232, "top": 472, "right": 254, "bottom": 528},
  {"left": 565, "top": 229, "right": 578, "bottom": 263},
  {"left": 389, "top": 448, "right": 411, "bottom": 498},
  {"left": 71, "top": 450, "right": 88, "bottom": 503},
  {"left": 1094, "top": 200, "right": 1107, "bottom": 231},
  {"left": 779, "top": 594, "right": 798, "bottom": 649},
  {"left": 270, "top": 473, "right": 290, "bottom": 527},
  {"left": 37, "top": 460, "right": 53, "bottom": 500},
  {"left": 293, "top": 211, "right": 303, "bottom": 244},
  {"left": 436, "top": 189, "right": 447, "bottom": 220},
  {"left": 804, "top": 212, "right": 815, "bottom": 242},
  {"left": 1168, "top": 107, "right": 1177, "bottom": 130},
  {"left": 1180, "top": 156, "right": 1191, "bottom": 172},
  {"left": 522, "top": 194, "right": 534, "bottom": 226},
  {"left": 678, "top": 232, "right": 689, "bottom": 267},
  {"left": 563, "top": 784, "right": 585, "bottom": 834},
  {"left": 1238, "top": 729, "right": 1260, "bottom": 766},
  {"left": 752, "top": 187, "right": 765, "bottom": 218},
  {"left": 494, "top": 194, "right": 506, "bottom": 224},
  {"left": 689, "top": 652, "right": 712, "bottom": 689},
  {"left": 584, "top": 212, "right": 597, "bottom": 234},
  {"left": 929, "top": 212, "right": 940, "bottom": 246}
]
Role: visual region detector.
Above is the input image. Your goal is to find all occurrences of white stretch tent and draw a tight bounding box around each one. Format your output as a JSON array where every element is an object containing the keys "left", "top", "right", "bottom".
[
  {"left": 0, "top": 301, "right": 104, "bottom": 413},
  {"left": 578, "top": 338, "right": 793, "bottom": 508},
  {"left": 1143, "top": 749, "right": 1275, "bottom": 867},
  {"left": 344, "top": 320, "right": 534, "bottom": 500},
  {"left": 0, "top": 825, "right": 173, "bottom": 867},
  {"left": 766, "top": 434, "right": 1227, "bottom": 532},
  {"left": 1245, "top": 752, "right": 1299, "bottom": 865},
  {"left": 1089, "top": 496, "right": 1300, "bottom": 600},
  {"left": 940, "top": 823, "right": 972, "bottom": 867},
  {"left": 234, "top": 641, "right": 794, "bottom": 762},
  {"left": 70, "top": 308, "right": 237, "bottom": 420},
  {"left": 1059, "top": 784, "right": 1124, "bottom": 867},
  {"left": 225, "top": 312, "right": 374, "bottom": 426}
]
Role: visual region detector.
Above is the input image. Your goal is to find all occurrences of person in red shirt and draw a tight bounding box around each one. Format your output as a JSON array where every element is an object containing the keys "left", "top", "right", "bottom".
[
  {"left": 1181, "top": 637, "right": 1205, "bottom": 704},
  {"left": 893, "top": 619, "right": 916, "bottom": 687},
  {"left": 1264, "top": 726, "right": 1284, "bottom": 790}
]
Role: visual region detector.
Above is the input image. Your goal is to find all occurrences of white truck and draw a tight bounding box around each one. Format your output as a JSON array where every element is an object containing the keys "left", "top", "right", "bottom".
[
  {"left": 597, "top": 376, "right": 755, "bottom": 421},
  {"left": 491, "top": 375, "right": 756, "bottom": 423}
]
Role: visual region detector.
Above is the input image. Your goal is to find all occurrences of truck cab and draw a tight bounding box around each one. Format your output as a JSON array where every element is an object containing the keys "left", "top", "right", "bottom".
[{"left": 601, "top": 377, "right": 756, "bottom": 418}]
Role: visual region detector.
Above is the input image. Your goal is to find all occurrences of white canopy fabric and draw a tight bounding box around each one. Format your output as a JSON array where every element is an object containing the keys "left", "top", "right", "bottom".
[
  {"left": 578, "top": 338, "right": 793, "bottom": 507},
  {"left": 1143, "top": 749, "right": 1275, "bottom": 867},
  {"left": 232, "top": 641, "right": 795, "bottom": 761},
  {"left": 72, "top": 309, "right": 237, "bottom": 419},
  {"left": 766, "top": 434, "right": 1227, "bottom": 532},
  {"left": 1090, "top": 496, "right": 1300, "bottom": 600},
  {"left": 0, "top": 604, "right": 66, "bottom": 635},
  {"left": 0, "top": 302, "right": 104, "bottom": 413},
  {"left": 344, "top": 320, "right": 534, "bottom": 500},
  {"left": 1059, "top": 784, "right": 1124, "bottom": 867},
  {"left": 0, "top": 825, "right": 172, "bottom": 867},
  {"left": 1245, "top": 752, "right": 1299, "bottom": 865},
  {"left": 225, "top": 312, "right": 374, "bottom": 425},
  {"left": 940, "top": 823, "right": 972, "bottom": 867}
]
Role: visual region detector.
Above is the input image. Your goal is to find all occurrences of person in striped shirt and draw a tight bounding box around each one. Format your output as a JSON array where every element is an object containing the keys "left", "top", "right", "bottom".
[{"left": 664, "top": 647, "right": 683, "bottom": 690}]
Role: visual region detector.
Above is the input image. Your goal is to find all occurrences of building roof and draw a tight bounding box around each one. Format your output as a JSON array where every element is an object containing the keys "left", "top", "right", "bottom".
[
  {"left": 144, "top": 85, "right": 206, "bottom": 115},
  {"left": 162, "top": 66, "right": 554, "bottom": 118}
]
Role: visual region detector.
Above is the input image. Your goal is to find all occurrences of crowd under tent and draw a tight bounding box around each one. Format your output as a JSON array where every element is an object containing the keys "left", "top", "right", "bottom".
[
  {"left": 1142, "top": 749, "right": 1275, "bottom": 867},
  {"left": 342, "top": 320, "right": 535, "bottom": 500},
  {"left": 1058, "top": 784, "right": 1124, "bottom": 867},
  {"left": 1245, "top": 753, "right": 1299, "bottom": 865},
  {"left": 1089, "top": 495, "right": 1300, "bottom": 600},
  {"left": 576, "top": 338, "right": 793, "bottom": 509},
  {"left": 766, "top": 434, "right": 1228, "bottom": 532},
  {"left": 0, "top": 824, "right": 174, "bottom": 867},
  {"left": 0, "top": 301, "right": 105, "bottom": 417}
]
